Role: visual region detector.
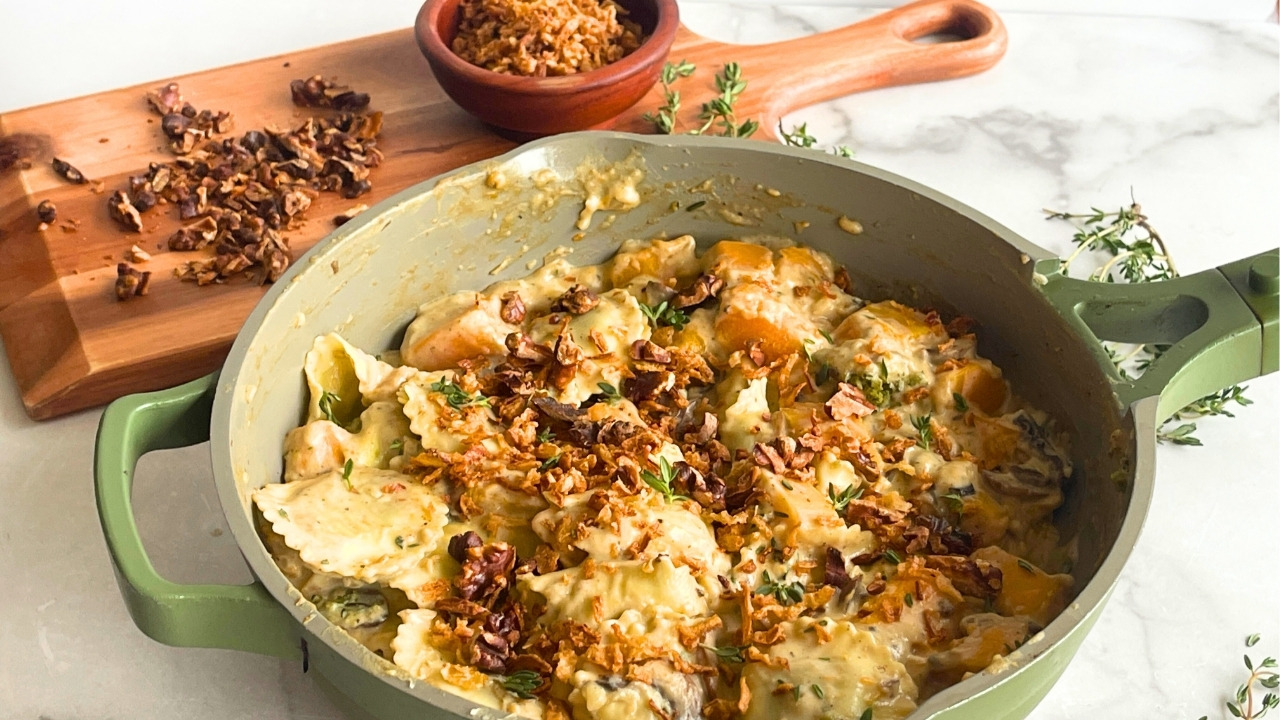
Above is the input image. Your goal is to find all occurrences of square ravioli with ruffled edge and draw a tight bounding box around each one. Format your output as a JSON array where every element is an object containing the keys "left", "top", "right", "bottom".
[{"left": 253, "top": 235, "right": 1075, "bottom": 720}]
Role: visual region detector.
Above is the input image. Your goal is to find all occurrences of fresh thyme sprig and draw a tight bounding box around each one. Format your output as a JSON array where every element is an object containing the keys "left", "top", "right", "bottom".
[
  {"left": 827, "top": 483, "right": 863, "bottom": 513},
  {"left": 318, "top": 390, "right": 341, "bottom": 424},
  {"left": 640, "top": 300, "right": 690, "bottom": 330},
  {"left": 691, "top": 63, "right": 759, "bottom": 138},
  {"left": 1048, "top": 199, "right": 1251, "bottom": 446},
  {"left": 910, "top": 414, "right": 934, "bottom": 450},
  {"left": 496, "top": 669, "right": 542, "bottom": 699},
  {"left": 779, "top": 121, "right": 854, "bottom": 158},
  {"left": 705, "top": 644, "right": 747, "bottom": 664},
  {"left": 642, "top": 60, "right": 696, "bottom": 134},
  {"left": 596, "top": 381, "right": 623, "bottom": 404},
  {"left": 757, "top": 570, "right": 806, "bottom": 605},
  {"left": 640, "top": 456, "right": 688, "bottom": 502},
  {"left": 1199, "top": 635, "right": 1279, "bottom": 720},
  {"left": 430, "top": 377, "right": 490, "bottom": 410},
  {"left": 341, "top": 458, "right": 354, "bottom": 491}
]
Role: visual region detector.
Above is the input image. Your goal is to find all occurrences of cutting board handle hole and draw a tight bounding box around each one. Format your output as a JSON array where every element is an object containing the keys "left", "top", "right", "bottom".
[{"left": 896, "top": 2, "right": 994, "bottom": 44}]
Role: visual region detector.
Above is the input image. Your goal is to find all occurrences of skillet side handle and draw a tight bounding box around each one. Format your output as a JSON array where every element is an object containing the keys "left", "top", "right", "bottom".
[
  {"left": 1037, "top": 249, "right": 1278, "bottom": 423},
  {"left": 94, "top": 373, "right": 299, "bottom": 659}
]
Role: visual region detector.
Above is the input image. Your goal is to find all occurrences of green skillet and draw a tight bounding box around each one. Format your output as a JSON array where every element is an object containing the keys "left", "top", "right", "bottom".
[{"left": 94, "top": 132, "right": 1278, "bottom": 720}]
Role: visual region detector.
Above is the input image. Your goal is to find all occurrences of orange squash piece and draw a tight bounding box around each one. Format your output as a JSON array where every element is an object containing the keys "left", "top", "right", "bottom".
[
  {"left": 701, "top": 240, "right": 774, "bottom": 281},
  {"left": 940, "top": 361, "right": 1008, "bottom": 415},
  {"left": 972, "top": 546, "right": 1071, "bottom": 627}
]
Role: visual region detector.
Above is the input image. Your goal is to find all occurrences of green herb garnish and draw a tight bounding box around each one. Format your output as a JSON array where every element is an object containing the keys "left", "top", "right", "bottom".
[
  {"left": 640, "top": 300, "right": 690, "bottom": 330},
  {"left": 904, "top": 593, "right": 914, "bottom": 608},
  {"left": 642, "top": 60, "right": 696, "bottom": 134},
  {"left": 910, "top": 414, "right": 933, "bottom": 450},
  {"left": 861, "top": 709, "right": 874, "bottom": 720},
  {"left": 1016, "top": 558, "right": 1035, "bottom": 573},
  {"left": 706, "top": 644, "right": 746, "bottom": 664},
  {"left": 847, "top": 364, "right": 902, "bottom": 408},
  {"left": 596, "top": 382, "right": 623, "bottom": 405},
  {"left": 757, "top": 570, "right": 806, "bottom": 605},
  {"left": 497, "top": 669, "right": 542, "bottom": 699},
  {"left": 952, "top": 393, "right": 969, "bottom": 412},
  {"left": 828, "top": 483, "right": 863, "bottom": 513},
  {"left": 778, "top": 121, "right": 855, "bottom": 158},
  {"left": 883, "top": 548, "right": 902, "bottom": 565},
  {"left": 539, "top": 454, "right": 561, "bottom": 472},
  {"left": 812, "top": 684, "right": 825, "bottom": 700},
  {"left": 940, "top": 492, "right": 966, "bottom": 512},
  {"left": 1048, "top": 199, "right": 1251, "bottom": 446},
  {"left": 536, "top": 427, "right": 553, "bottom": 444},
  {"left": 341, "top": 458, "right": 354, "bottom": 491},
  {"left": 1212, "top": 635, "right": 1279, "bottom": 719},
  {"left": 640, "top": 456, "right": 688, "bottom": 502},
  {"left": 430, "top": 377, "right": 490, "bottom": 410},
  {"left": 691, "top": 63, "right": 759, "bottom": 138},
  {"left": 686, "top": 199, "right": 707, "bottom": 212},
  {"left": 318, "top": 390, "right": 341, "bottom": 424}
]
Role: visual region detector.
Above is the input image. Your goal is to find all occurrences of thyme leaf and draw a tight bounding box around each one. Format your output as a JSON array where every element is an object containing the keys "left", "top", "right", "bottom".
[
  {"left": 642, "top": 60, "right": 696, "bottom": 134},
  {"left": 430, "top": 377, "right": 490, "bottom": 410},
  {"left": 1047, "top": 199, "right": 1251, "bottom": 446},
  {"left": 497, "top": 669, "right": 542, "bottom": 699},
  {"left": 640, "top": 300, "right": 690, "bottom": 330},
  {"left": 778, "top": 121, "right": 855, "bottom": 158},
  {"left": 757, "top": 570, "right": 806, "bottom": 605},
  {"left": 691, "top": 63, "right": 759, "bottom": 138},
  {"left": 596, "top": 381, "right": 623, "bottom": 405},
  {"left": 318, "top": 390, "right": 341, "bottom": 424},
  {"left": 828, "top": 483, "right": 864, "bottom": 513},
  {"left": 640, "top": 456, "right": 688, "bottom": 502},
  {"left": 1213, "top": 635, "right": 1279, "bottom": 719},
  {"left": 910, "top": 414, "right": 933, "bottom": 450}
]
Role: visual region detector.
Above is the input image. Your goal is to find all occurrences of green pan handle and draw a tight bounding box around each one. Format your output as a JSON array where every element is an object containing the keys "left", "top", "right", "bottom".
[
  {"left": 1037, "top": 249, "right": 1278, "bottom": 422},
  {"left": 94, "top": 373, "right": 299, "bottom": 659}
]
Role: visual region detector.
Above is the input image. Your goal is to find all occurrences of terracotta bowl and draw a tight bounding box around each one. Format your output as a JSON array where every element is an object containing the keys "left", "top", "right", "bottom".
[{"left": 414, "top": 0, "right": 679, "bottom": 136}]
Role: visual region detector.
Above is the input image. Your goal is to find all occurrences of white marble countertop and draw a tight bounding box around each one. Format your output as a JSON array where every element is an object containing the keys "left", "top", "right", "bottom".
[{"left": 1, "top": 3, "right": 1277, "bottom": 719}]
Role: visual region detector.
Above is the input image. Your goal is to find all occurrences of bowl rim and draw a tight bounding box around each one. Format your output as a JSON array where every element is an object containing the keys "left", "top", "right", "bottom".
[
  {"left": 211, "top": 131, "right": 1154, "bottom": 720},
  {"left": 414, "top": 0, "right": 680, "bottom": 95}
]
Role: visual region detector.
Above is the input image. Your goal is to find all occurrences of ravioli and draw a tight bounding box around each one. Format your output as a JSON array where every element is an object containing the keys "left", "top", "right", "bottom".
[
  {"left": 257, "top": 236, "right": 1075, "bottom": 720},
  {"left": 254, "top": 467, "right": 450, "bottom": 604}
]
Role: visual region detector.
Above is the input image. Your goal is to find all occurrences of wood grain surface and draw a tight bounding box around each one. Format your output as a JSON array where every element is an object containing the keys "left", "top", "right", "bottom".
[{"left": 0, "top": 0, "right": 1005, "bottom": 420}]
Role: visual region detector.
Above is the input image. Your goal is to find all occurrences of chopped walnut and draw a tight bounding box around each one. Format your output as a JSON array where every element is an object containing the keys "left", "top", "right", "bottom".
[
  {"left": 834, "top": 266, "right": 853, "bottom": 293},
  {"left": 500, "top": 291, "right": 527, "bottom": 324},
  {"left": 107, "top": 191, "right": 144, "bottom": 232},
  {"left": 50, "top": 157, "right": 87, "bottom": 184},
  {"left": 751, "top": 436, "right": 815, "bottom": 474},
  {"left": 823, "top": 547, "right": 853, "bottom": 590},
  {"left": 125, "top": 245, "right": 152, "bottom": 263},
  {"left": 550, "top": 284, "right": 599, "bottom": 315},
  {"left": 671, "top": 273, "right": 724, "bottom": 309},
  {"left": 456, "top": 540, "right": 518, "bottom": 606},
  {"left": 290, "top": 75, "right": 371, "bottom": 111},
  {"left": 145, "top": 82, "right": 184, "bottom": 115},
  {"left": 925, "top": 555, "right": 1003, "bottom": 599},
  {"left": 630, "top": 339, "right": 671, "bottom": 364},
  {"left": 114, "top": 263, "right": 151, "bottom": 301},
  {"left": 35, "top": 200, "right": 57, "bottom": 227}
]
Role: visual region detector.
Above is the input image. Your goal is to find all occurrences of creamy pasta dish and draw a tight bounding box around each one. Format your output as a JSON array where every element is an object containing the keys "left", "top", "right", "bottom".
[{"left": 254, "top": 235, "right": 1075, "bottom": 720}]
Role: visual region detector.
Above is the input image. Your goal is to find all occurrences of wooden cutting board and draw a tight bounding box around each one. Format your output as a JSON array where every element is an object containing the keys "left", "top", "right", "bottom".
[{"left": 0, "top": 0, "right": 1005, "bottom": 420}]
